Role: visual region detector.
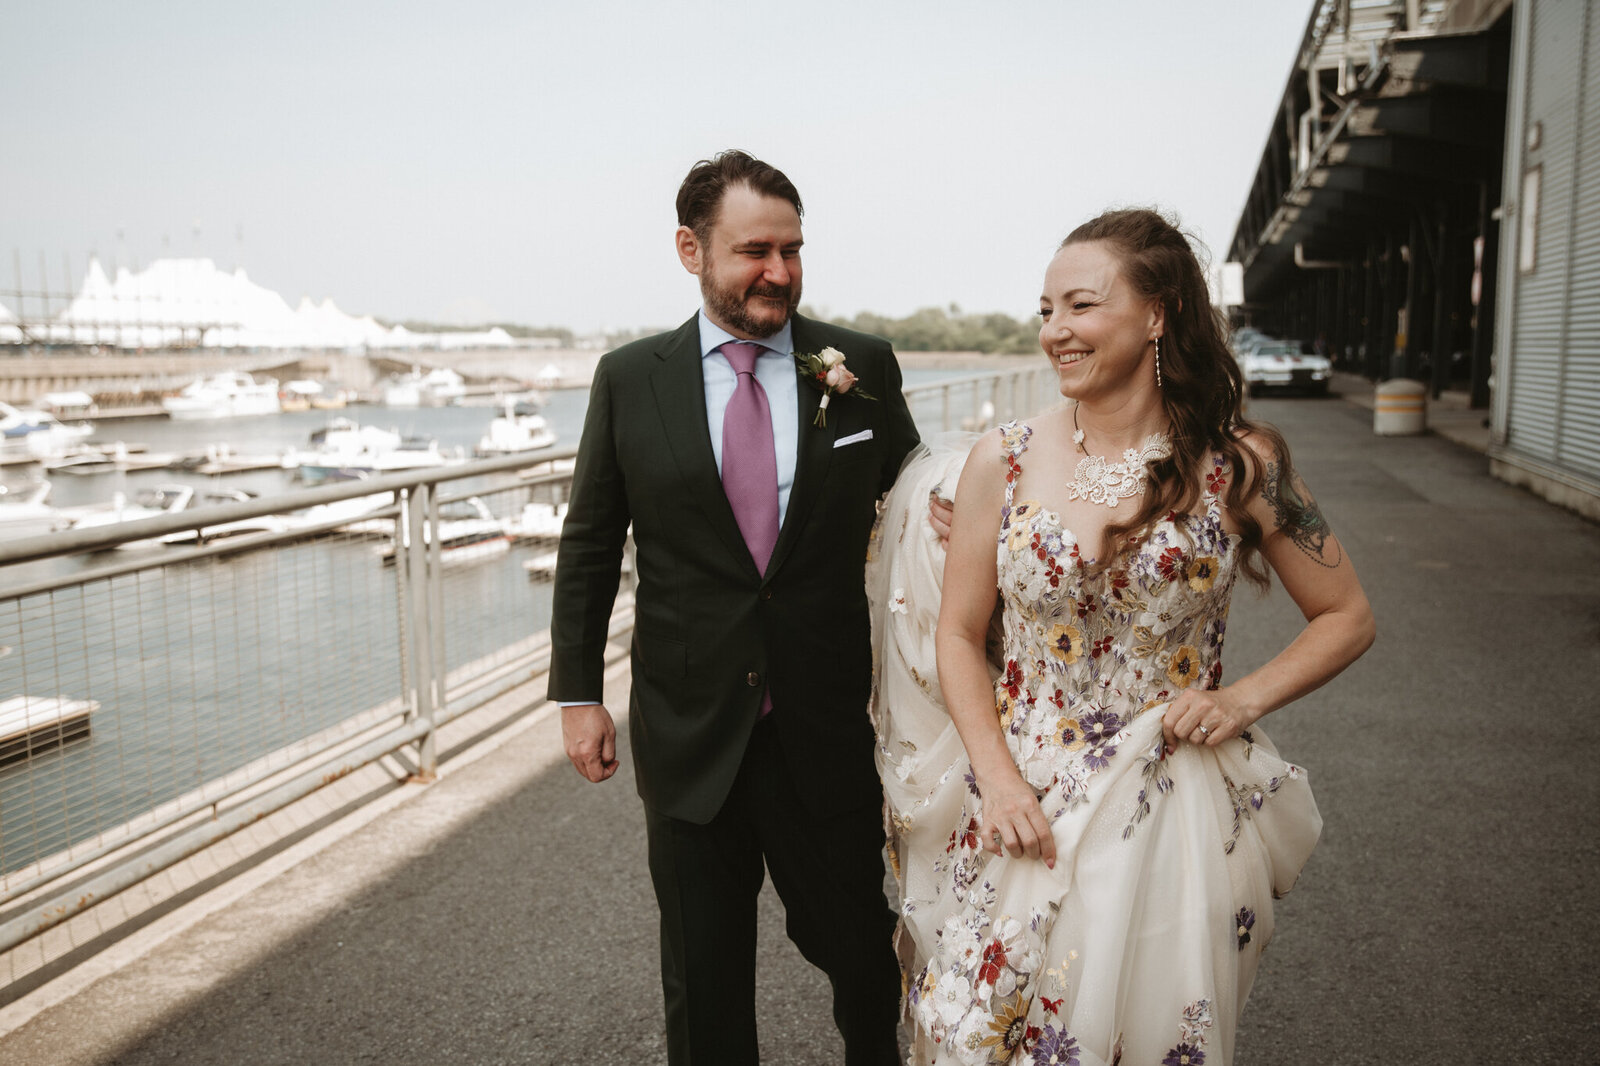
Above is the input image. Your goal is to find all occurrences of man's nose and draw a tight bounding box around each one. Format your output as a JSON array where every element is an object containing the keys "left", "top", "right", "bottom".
[{"left": 762, "top": 253, "right": 791, "bottom": 284}]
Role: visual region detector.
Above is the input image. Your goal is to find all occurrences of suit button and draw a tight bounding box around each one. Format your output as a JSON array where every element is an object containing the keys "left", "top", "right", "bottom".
[
  {"left": 746, "top": 672, "right": 760, "bottom": 686},
  {"left": 760, "top": 588, "right": 773, "bottom": 601}
]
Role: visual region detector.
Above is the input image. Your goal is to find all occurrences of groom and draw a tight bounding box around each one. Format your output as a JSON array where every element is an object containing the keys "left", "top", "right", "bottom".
[{"left": 549, "top": 150, "right": 920, "bottom": 1063}]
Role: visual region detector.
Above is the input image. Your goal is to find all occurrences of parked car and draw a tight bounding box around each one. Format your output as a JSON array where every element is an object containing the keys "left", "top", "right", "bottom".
[{"left": 1237, "top": 339, "right": 1331, "bottom": 397}]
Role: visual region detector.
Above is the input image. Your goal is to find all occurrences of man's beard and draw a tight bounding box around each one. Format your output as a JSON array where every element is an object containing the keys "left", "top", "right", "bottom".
[{"left": 701, "top": 263, "right": 800, "bottom": 338}]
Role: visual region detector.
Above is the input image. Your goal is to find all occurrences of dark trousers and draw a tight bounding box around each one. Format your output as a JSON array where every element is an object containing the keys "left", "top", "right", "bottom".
[{"left": 643, "top": 715, "right": 902, "bottom": 1065}]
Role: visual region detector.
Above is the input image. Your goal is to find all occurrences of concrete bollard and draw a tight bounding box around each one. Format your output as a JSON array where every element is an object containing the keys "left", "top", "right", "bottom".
[{"left": 1374, "top": 379, "right": 1427, "bottom": 435}]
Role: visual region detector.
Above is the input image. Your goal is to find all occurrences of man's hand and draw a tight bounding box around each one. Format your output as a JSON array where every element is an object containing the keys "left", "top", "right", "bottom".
[
  {"left": 562, "top": 703, "right": 619, "bottom": 782},
  {"left": 928, "top": 491, "right": 954, "bottom": 545}
]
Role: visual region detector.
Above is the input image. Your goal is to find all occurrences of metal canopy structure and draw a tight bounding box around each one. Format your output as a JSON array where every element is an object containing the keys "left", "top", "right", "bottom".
[{"left": 1228, "top": 0, "right": 1513, "bottom": 404}]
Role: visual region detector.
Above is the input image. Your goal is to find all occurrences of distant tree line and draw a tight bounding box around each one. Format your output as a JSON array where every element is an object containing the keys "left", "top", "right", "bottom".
[
  {"left": 383, "top": 320, "right": 576, "bottom": 345},
  {"left": 380, "top": 306, "right": 1041, "bottom": 354},
  {"left": 804, "top": 304, "right": 1037, "bottom": 354}
]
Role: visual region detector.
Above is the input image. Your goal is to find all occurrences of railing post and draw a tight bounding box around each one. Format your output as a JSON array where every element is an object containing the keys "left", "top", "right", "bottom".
[
  {"left": 400, "top": 483, "right": 440, "bottom": 782},
  {"left": 941, "top": 383, "right": 951, "bottom": 432}
]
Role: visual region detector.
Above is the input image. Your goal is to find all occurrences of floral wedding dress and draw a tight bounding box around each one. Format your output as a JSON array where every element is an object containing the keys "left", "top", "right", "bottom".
[{"left": 868, "top": 424, "right": 1321, "bottom": 1066}]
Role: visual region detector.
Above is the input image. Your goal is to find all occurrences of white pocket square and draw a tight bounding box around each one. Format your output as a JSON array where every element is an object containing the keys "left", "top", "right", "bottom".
[{"left": 834, "top": 429, "right": 874, "bottom": 448}]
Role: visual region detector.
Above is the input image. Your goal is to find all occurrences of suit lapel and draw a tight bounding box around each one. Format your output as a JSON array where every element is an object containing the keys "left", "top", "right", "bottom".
[
  {"left": 768, "top": 315, "right": 836, "bottom": 577},
  {"left": 649, "top": 316, "right": 758, "bottom": 575}
]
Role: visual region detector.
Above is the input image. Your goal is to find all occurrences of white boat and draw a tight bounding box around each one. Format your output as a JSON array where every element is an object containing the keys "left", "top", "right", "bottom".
[
  {"left": 0, "top": 401, "right": 95, "bottom": 461},
  {"left": 162, "top": 372, "right": 282, "bottom": 420},
  {"left": 380, "top": 496, "right": 510, "bottom": 566},
  {"left": 474, "top": 400, "right": 557, "bottom": 457},
  {"left": 0, "top": 695, "right": 97, "bottom": 765},
  {"left": 70, "top": 485, "right": 194, "bottom": 545},
  {"left": 71, "top": 484, "right": 289, "bottom": 547},
  {"left": 155, "top": 488, "right": 292, "bottom": 544},
  {"left": 382, "top": 367, "right": 466, "bottom": 408},
  {"left": 0, "top": 481, "right": 72, "bottom": 539},
  {"left": 285, "top": 418, "right": 459, "bottom": 484},
  {"left": 512, "top": 500, "right": 567, "bottom": 543}
]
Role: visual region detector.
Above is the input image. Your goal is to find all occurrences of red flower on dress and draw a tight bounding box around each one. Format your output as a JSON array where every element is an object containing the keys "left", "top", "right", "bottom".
[{"left": 977, "top": 938, "right": 1008, "bottom": 986}]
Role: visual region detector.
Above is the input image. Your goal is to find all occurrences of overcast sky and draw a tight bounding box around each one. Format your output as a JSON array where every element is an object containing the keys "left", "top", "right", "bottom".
[{"left": 1, "top": 1, "right": 1310, "bottom": 333}]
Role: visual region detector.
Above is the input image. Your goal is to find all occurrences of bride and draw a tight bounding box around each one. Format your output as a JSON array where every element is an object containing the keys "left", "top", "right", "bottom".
[{"left": 868, "top": 208, "right": 1374, "bottom": 1065}]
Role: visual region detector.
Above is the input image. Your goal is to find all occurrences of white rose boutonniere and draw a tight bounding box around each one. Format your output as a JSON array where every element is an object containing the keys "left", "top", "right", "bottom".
[{"left": 794, "top": 346, "right": 877, "bottom": 427}]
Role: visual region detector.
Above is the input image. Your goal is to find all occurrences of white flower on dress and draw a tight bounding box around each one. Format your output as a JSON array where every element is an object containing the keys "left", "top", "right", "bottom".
[
  {"left": 889, "top": 588, "right": 908, "bottom": 615},
  {"left": 931, "top": 969, "right": 974, "bottom": 1027}
]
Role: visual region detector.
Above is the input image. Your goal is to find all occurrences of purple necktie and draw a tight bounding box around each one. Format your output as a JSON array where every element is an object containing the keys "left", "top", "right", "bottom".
[
  {"left": 720, "top": 341, "right": 780, "bottom": 574},
  {"left": 720, "top": 341, "right": 779, "bottom": 718}
]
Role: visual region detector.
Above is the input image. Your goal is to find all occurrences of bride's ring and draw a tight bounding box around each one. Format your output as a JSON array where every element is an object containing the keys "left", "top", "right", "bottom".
[{"left": 1198, "top": 724, "right": 1210, "bottom": 737}]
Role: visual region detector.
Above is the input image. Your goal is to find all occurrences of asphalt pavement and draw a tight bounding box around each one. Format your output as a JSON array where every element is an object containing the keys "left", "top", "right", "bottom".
[{"left": 1, "top": 385, "right": 1597, "bottom": 1065}]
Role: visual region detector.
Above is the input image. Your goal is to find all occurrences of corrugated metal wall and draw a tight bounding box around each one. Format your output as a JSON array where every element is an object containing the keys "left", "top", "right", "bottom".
[
  {"left": 1566, "top": 0, "right": 1600, "bottom": 477},
  {"left": 1500, "top": 0, "right": 1600, "bottom": 490}
]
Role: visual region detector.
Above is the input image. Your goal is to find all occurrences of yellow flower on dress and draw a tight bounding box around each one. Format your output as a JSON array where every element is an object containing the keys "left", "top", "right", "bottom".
[
  {"left": 1046, "top": 623, "right": 1084, "bottom": 664},
  {"left": 1055, "top": 717, "right": 1086, "bottom": 751},
  {"left": 976, "top": 993, "right": 1030, "bottom": 1062},
  {"left": 1186, "top": 555, "right": 1219, "bottom": 592},
  {"left": 1006, "top": 500, "right": 1039, "bottom": 551},
  {"left": 1167, "top": 644, "right": 1202, "bottom": 687},
  {"left": 997, "top": 692, "right": 1016, "bottom": 731}
]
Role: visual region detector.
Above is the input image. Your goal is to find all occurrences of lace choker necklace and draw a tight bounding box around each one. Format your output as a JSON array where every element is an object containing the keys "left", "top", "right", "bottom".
[{"left": 1068, "top": 407, "right": 1172, "bottom": 508}]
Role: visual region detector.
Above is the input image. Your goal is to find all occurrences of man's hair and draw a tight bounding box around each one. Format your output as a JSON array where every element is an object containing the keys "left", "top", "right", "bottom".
[{"left": 676, "top": 150, "right": 803, "bottom": 241}]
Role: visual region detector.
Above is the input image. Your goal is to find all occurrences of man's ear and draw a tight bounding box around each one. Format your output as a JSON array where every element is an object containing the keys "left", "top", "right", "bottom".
[{"left": 675, "top": 226, "right": 703, "bottom": 276}]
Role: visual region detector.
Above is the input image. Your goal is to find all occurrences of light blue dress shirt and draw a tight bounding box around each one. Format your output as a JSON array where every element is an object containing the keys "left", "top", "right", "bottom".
[{"left": 697, "top": 309, "right": 798, "bottom": 526}]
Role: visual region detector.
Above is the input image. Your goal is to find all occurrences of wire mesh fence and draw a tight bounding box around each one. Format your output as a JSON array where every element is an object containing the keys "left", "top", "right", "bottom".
[{"left": 0, "top": 456, "right": 570, "bottom": 944}]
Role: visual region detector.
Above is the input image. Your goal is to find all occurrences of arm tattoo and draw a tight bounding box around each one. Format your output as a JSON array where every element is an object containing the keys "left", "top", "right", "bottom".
[{"left": 1262, "top": 459, "right": 1342, "bottom": 568}]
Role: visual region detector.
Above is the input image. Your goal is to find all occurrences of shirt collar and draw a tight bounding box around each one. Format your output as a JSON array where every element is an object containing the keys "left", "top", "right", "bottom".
[{"left": 698, "top": 309, "right": 793, "bottom": 360}]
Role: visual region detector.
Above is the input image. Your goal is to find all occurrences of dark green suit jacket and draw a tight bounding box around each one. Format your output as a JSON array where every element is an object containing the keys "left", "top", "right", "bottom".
[{"left": 548, "top": 312, "right": 921, "bottom": 824}]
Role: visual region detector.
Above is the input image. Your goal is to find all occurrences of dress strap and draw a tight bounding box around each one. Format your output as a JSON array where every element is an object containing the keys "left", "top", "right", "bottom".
[{"left": 999, "top": 420, "right": 1032, "bottom": 525}]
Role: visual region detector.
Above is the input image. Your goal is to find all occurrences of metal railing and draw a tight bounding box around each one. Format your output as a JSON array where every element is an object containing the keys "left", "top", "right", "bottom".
[
  {"left": 902, "top": 364, "right": 1059, "bottom": 434},
  {"left": 0, "top": 363, "right": 1055, "bottom": 967},
  {"left": 0, "top": 450, "right": 583, "bottom": 956}
]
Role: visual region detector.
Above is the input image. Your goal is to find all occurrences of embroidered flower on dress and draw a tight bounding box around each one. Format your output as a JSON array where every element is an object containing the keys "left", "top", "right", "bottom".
[
  {"left": 1046, "top": 623, "right": 1085, "bottom": 664},
  {"left": 1166, "top": 645, "right": 1202, "bottom": 687},
  {"left": 976, "top": 993, "right": 1030, "bottom": 1061},
  {"left": 1162, "top": 1043, "right": 1205, "bottom": 1066},
  {"left": 1185, "top": 555, "right": 1219, "bottom": 592},
  {"left": 1032, "top": 1025, "right": 1081, "bottom": 1066},
  {"left": 1235, "top": 907, "right": 1256, "bottom": 949}
]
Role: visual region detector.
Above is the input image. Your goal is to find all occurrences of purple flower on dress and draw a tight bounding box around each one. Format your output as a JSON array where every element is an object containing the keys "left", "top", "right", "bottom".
[
  {"left": 1032, "top": 1025, "right": 1081, "bottom": 1066},
  {"left": 1236, "top": 907, "right": 1255, "bottom": 949},
  {"left": 1078, "top": 708, "right": 1122, "bottom": 769},
  {"left": 1163, "top": 1043, "right": 1205, "bottom": 1066}
]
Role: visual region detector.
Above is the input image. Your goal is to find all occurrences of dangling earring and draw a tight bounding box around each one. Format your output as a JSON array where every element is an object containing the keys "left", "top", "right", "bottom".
[{"left": 1154, "top": 336, "right": 1163, "bottom": 389}]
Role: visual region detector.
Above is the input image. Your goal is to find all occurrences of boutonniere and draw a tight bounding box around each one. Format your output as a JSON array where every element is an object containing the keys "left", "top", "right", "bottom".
[{"left": 794, "top": 346, "right": 877, "bottom": 427}]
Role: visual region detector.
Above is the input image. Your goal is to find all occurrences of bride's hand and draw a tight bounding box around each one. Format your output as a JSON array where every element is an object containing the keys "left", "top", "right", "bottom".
[
  {"left": 977, "top": 771, "right": 1056, "bottom": 869},
  {"left": 1161, "top": 686, "right": 1257, "bottom": 754}
]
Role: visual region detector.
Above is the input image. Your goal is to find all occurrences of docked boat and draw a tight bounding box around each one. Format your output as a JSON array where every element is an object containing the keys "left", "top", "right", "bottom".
[
  {"left": 70, "top": 484, "right": 194, "bottom": 545},
  {"left": 512, "top": 500, "right": 567, "bottom": 543},
  {"left": 380, "top": 496, "right": 510, "bottom": 566},
  {"left": 162, "top": 372, "right": 282, "bottom": 420},
  {"left": 0, "top": 401, "right": 95, "bottom": 461},
  {"left": 382, "top": 367, "right": 466, "bottom": 408},
  {"left": 0, "top": 481, "right": 72, "bottom": 539},
  {"left": 0, "top": 695, "right": 97, "bottom": 766},
  {"left": 70, "top": 484, "right": 289, "bottom": 547},
  {"left": 285, "top": 418, "right": 459, "bottom": 484},
  {"left": 474, "top": 399, "right": 557, "bottom": 457}
]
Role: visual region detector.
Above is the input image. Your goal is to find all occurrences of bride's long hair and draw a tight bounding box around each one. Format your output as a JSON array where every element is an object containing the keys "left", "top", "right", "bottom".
[{"left": 1062, "top": 208, "right": 1286, "bottom": 589}]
